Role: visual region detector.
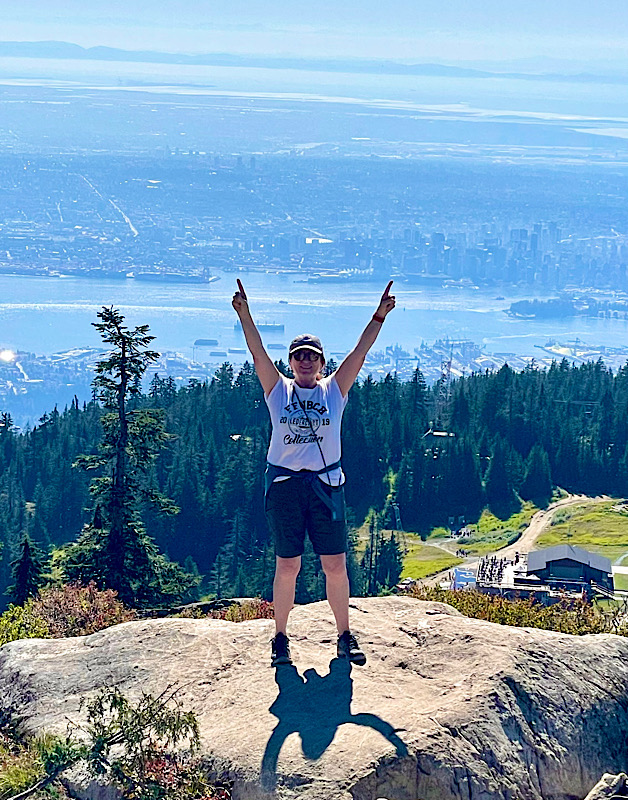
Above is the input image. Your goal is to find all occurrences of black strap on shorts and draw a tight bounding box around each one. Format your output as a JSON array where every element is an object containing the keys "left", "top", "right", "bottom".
[{"left": 264, "top": 460, "right": 342, "bottom": 513}]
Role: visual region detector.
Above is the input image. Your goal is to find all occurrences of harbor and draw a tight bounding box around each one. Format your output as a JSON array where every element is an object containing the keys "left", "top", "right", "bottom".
[
  {"left": 2, "top": 269, "right": 628, "bottom": 426},
  {"left": 3, "top": 332, "right": 628, "bottom": 429}
]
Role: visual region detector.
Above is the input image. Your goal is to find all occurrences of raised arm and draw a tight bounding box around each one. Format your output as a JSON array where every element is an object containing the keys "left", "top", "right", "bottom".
[
  {"left": 232, "top": 279, "right": 280, "bottom": 396},
  {"left": 334, "top": 281, "right": 396, "bottom": 397}
]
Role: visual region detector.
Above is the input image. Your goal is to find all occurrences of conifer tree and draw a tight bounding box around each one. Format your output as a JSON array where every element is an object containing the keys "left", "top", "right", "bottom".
[
  {"left": 375, "top": 533, "right": 403, "bottom": 591},
  {"left": 209, "top": 508, "right": 249, "bottom": 597},
  {"left": 346, "top": 527, "right": 365, "bottom": 597},
  {"left": 295, "top": 540, "right": 325, "bottom": 603},
  {"left": 8, "top": 350, "right": 628, "bottom": 602},
  {"left": 396, "top": 443, "right": 428, "bottom": 531},
  {"left": 149, "top": 374, "right": 177, "bottom": 407},
  {"left": 7, "top": 533, "right": 45, "bottom": 606},
  {"left": 0, "top": 469, "right": 27, "bottom": 599},
  {"left": 485, "top": 437, "right": 520, "bottom": 517},
  {"left": 61, "top": 307, "right": 197, "bottom": 608},
  {"left": 519, "top": 444, "right": 553, "bottom": 506},
  {"left": 0, "top": 412, "right": 16, "bottom": 475},
  {"left": 450, "top": 383, "right": 471, "bottom": 433},
  {"left": 618, "top": 443, "right": 628, "bottom": 496}
]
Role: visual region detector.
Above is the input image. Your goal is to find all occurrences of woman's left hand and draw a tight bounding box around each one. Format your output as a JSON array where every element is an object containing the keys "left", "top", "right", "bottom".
[{"left": 375, "top": 280, "right": 396, "bottom": 318}]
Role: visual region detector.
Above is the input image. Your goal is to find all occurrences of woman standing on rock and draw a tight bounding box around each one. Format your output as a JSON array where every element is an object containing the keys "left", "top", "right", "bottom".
[{"left": 232, "top": 279, "right": 396, "bottom": 667}]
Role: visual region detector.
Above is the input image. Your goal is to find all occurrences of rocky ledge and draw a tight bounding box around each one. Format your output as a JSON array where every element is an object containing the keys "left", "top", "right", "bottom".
[{"left": 1, "top": 596, "right": 628, "bottom": 800}]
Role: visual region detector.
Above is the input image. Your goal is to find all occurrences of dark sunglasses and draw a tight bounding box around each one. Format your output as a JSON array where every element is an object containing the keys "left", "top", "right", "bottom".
[{"left": 291, "top": 350, "right": 321, "bottom": 362}]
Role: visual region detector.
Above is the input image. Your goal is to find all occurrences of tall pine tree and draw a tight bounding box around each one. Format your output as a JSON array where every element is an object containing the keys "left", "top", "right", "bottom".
[
  {"left": 7, "top": 533, "right": 45, "bottom": 606},
  {"left": 60, "top": 307, "right": 197, "bottom": 608},
  {"left": 519, "top": 444, "right": 553, "bottom": 506}
]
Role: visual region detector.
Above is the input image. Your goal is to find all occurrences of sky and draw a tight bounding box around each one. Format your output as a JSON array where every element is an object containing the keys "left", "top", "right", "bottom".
[{"left": 2, "top": 1, "right": 628, "bottom": 66}]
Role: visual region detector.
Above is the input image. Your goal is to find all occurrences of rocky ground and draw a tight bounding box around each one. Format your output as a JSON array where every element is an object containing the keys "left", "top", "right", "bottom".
[{"left": 1, "top": 596, "right": 628, "bottom": 800}]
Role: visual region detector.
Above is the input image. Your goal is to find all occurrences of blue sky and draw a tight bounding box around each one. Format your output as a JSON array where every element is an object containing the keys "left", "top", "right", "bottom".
[{"left": 3, "top": 1, "right": 628, "bottom": 65}]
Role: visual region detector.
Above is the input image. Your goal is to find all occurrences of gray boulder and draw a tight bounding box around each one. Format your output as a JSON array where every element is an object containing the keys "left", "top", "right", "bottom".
[
  {"left": 1, "top": 596, "right": 628, "bottom": 800},
  {"left": 584, "top": 773, "right": 628, "bottom": 799}
]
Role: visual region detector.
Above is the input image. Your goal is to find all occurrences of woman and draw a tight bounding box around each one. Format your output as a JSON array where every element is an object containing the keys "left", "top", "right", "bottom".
[{"left": 232, "top": 279, "right": 396, "bottom": 666}]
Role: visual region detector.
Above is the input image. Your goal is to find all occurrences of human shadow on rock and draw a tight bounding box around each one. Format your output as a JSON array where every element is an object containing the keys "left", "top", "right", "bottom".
[{"left": 261, "top": 656, "right": 408, "bottom": 790}]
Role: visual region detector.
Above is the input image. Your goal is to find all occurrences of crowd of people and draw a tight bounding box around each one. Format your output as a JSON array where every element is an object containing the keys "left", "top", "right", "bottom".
[{"left": 477, "top": 555, "right": 510, "bottom": 585}]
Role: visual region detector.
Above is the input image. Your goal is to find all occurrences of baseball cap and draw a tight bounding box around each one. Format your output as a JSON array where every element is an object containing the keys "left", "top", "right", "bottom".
[{"left": 289, "top": 334, "right": 324, "bottom": 358}]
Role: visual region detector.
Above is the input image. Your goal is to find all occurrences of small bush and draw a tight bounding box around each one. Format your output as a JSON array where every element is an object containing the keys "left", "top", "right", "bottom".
[
  {"left": 176, "top": 606, "right": 209, "bottom": 619},
  {"left": 30, "top": 582, "right": 134, "bottom": 638},
  {"left": 222, "top": 599, "right": 274, "bottom": 622},
  {"left": 81, "top": 686, "right": 231, "bottom": 800},
  {"left": 550, "top": 509, "right": 571, "bottom": 526},
  {"left": 178, "top": 599, "right": 274, "bottom": 623},
  {"left": 0, "top": 686, "right": 231, "bottom": 800},
  {"left": 0, "top": 604, "right": 49, "bottom": 647},
  {"left": 0, "top": 583, "right": 133, "bottom": 647},
  {"left": 0, "top": 752, "right": 45, "bottom": 798}
]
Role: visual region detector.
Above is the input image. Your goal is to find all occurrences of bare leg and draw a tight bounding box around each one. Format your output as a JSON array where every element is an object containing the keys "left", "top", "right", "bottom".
[
  {"left": 320, "top": 553, "right": 350, "bottom": 633},
  {"left": 273, "top": 556, "right": 301, "bottom": 635}
]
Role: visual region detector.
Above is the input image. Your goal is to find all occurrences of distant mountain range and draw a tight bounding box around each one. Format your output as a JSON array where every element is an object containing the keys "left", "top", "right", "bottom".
[{"left": 1, "top": 41, "right": 626, "bottom": 85}]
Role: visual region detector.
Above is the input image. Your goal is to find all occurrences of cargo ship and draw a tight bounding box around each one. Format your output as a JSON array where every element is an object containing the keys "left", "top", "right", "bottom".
[
  {"left": 132, "top": 271, "right": 219, "bottom": 284},
  {"left": 234, "top": 321, "right": 284, "bottom": 333}
]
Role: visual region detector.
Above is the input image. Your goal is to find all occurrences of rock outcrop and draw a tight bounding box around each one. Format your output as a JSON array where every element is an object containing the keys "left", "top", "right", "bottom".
[
  {"left": 1, "top": 596, "right": 628, "bottom": 800},
  {"left": 583, "top": 773, "right": 628, "bottom": 799}
]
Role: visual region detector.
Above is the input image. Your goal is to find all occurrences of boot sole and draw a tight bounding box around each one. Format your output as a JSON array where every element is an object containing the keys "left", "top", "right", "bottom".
[
  {"left": 338, "top": 650, "right": 367, "bottom": 666},
  {"left": 271, "top": 656, "right": 292, "bottom": 666}
]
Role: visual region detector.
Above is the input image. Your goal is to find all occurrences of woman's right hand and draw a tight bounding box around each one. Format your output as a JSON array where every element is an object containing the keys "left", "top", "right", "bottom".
[{"left": 232, "top": 279, "right": 249, "bottom": 314}]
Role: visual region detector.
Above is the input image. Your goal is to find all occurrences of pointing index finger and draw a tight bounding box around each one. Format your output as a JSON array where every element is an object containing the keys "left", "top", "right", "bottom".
[
  {"left": 383, "top": 280, "right": 393, "bottom": 297},
  {"left": 236, "top": 279, "right": 247, "bottom": 298}
]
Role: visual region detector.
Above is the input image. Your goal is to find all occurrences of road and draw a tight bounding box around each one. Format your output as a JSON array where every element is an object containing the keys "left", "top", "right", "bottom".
[{"left": 422, "top": 493, "right": 611, "bottom": 587}]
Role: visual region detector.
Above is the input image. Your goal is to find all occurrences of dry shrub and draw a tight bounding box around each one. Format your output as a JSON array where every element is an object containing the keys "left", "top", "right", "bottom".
[
  {"left": 222, "top": 598, "right": 274, "bottom": 622},
  {"left": 177, "top": 599, "right": 275, "bottom": 623},
  {"left": 176, "top": 606, "right": 208, "bottom": 619},
  {"left": 31, "top": 582, "right": 134, "bottom": 638},
  {"left": 406, "top": 585, "right": 622, "bottom": 636}
]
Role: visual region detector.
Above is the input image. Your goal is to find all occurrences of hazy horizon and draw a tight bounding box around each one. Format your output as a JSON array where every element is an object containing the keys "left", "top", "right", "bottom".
[{"left": 4, "top": 1, "right": 628, "bottom": 67}]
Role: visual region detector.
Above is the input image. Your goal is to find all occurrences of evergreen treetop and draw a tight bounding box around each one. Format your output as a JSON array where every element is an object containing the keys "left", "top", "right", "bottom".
[
  {"left": 59, "top": 307, "right": 197, "bottom": 608},
  {"left": 7, "top": 533, "right": 45, "bottom": 606}
]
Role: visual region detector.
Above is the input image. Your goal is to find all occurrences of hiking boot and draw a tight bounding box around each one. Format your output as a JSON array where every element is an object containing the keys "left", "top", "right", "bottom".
[
  {"left": 337, "top": 630, "right": 366, "bottom": 666},
  {"left": 271, "top": 632, "right": 292, "bottom": 666}
]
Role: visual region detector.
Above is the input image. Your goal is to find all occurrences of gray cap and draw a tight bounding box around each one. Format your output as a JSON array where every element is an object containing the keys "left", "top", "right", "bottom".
[{"left": 289, "top": 334, "right": 324, "bottom": 358}]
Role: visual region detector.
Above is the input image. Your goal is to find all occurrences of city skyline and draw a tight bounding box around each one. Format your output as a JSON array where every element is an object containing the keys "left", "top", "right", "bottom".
[{"left": 2, "top": 2, "right": 628, "bottom": 426}]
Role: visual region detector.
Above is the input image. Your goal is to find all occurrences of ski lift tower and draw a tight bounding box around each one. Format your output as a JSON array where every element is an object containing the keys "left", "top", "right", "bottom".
[
  {"left": 434, "top": 342, "right": 454, "bottom": 429},
  {"left": 423, "top": 342, "right": 456, "bottom": 456},
  {"left": 391, "top": 500, "right": 403, "bottom": 531}
]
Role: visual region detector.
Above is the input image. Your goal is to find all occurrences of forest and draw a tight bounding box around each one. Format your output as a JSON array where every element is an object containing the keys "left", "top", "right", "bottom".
[{"left": 1, "top": 309, "right": 627, "bottom": 610}]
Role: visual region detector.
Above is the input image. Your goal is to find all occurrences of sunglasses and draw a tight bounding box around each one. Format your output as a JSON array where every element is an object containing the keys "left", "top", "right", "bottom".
[{"left": 291, "top": 350, "right": 322, "bottom": 362}]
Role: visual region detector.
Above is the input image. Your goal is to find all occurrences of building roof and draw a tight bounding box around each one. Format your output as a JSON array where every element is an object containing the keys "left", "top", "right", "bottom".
[{"left": 527, "top": 545, "right": 611, "bottom": 575}]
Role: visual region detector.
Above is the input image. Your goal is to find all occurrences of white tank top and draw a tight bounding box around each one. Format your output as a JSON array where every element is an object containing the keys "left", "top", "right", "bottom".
[{"left": 265, "top": 374, "right": 348, "bottom": 485}]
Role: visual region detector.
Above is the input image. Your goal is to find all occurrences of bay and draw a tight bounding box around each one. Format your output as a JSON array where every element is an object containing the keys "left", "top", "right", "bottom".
[
  {"left": 1, "top": 57, "right": 627, "bottom": 137},
  {"left": 1, "top": 272, "right": 627, "bottom": 364}
]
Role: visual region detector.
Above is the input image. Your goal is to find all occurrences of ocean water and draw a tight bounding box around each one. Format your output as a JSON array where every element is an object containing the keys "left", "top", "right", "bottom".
[
  {"left": 0, "top": 59, "right": 627, "bottom": 362},
  {"left": 1, "top": 272, "right": 627, "bottom": 361},
  {"left": 0, "top": 57, "right": 627, "bottom": 125}
]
